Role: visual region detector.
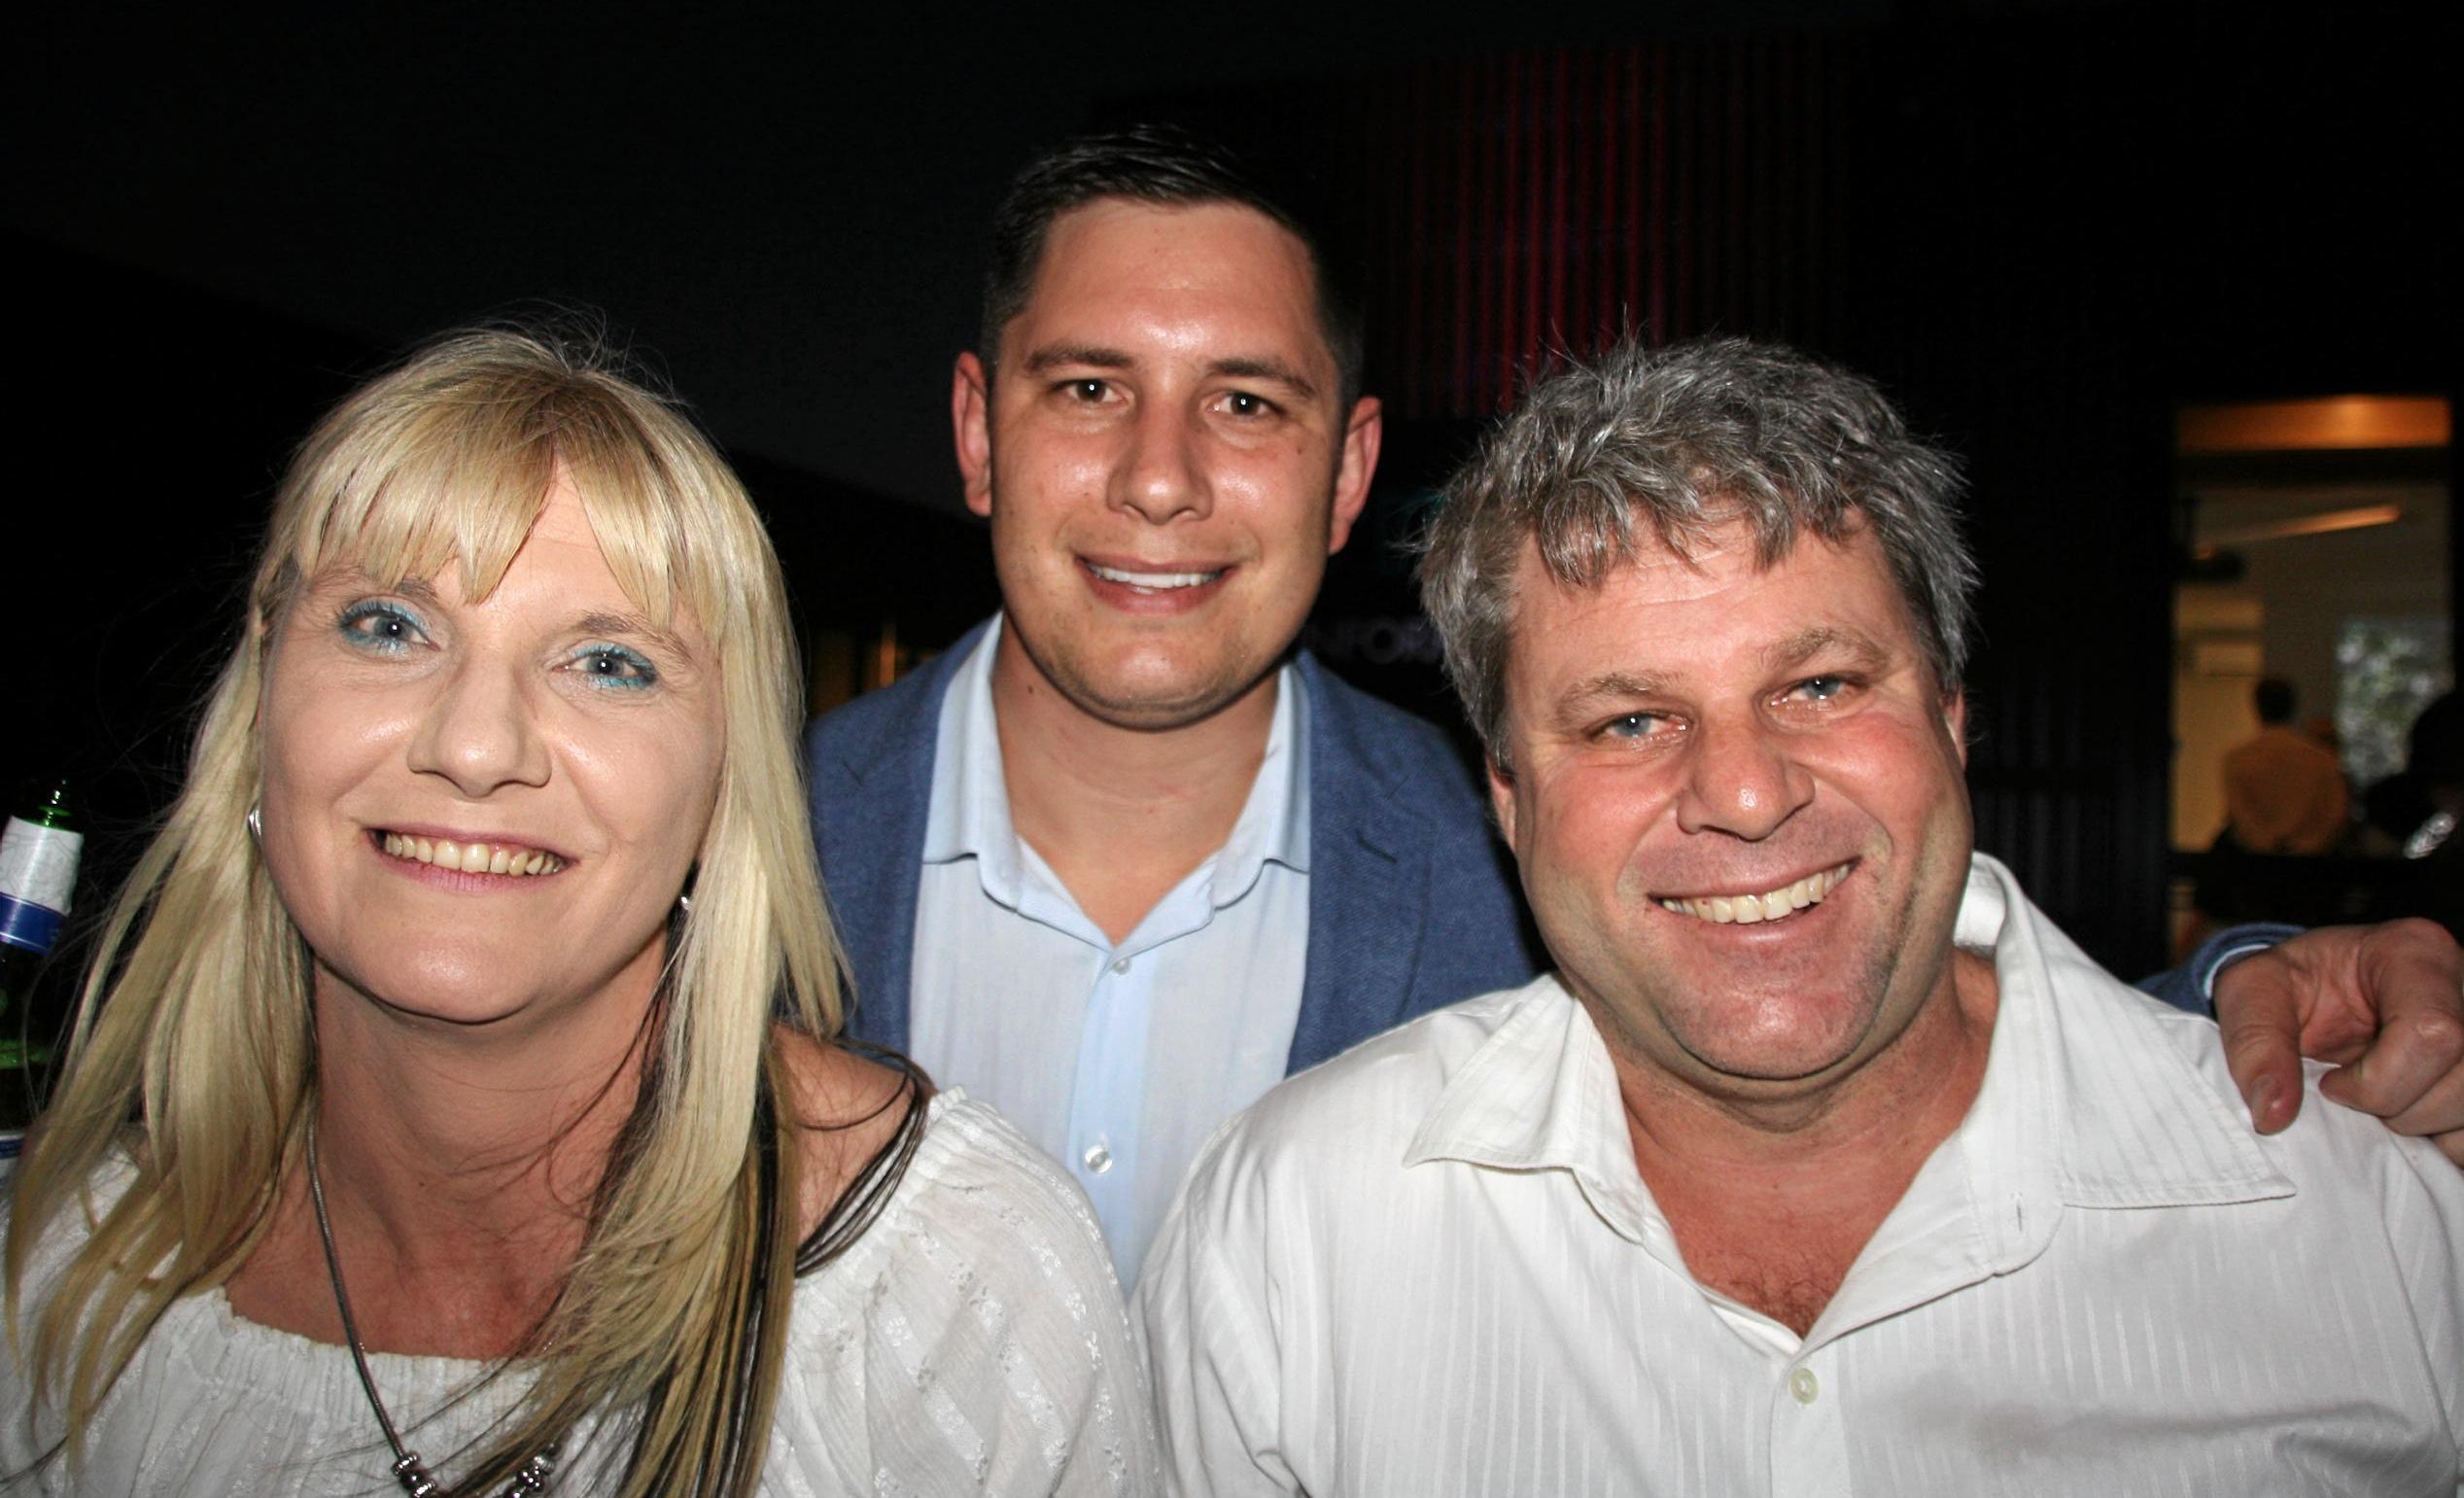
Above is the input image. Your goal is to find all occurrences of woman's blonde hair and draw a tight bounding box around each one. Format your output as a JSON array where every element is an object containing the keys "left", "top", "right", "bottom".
[{"left": 4, "top": 322, "right": 856, "bottom": 1494}]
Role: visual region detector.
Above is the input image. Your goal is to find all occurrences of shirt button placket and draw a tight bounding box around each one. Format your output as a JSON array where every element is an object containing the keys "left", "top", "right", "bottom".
[
  {"left": 1066, "top": 948, "right": 1141, "bottom": 1229},
  {"left": 1768, "top": 1348, "right": 1850, "bottom": 1498},
  {"left": 1086, "top": 957, "right": 1130, "bottom": 1174}
]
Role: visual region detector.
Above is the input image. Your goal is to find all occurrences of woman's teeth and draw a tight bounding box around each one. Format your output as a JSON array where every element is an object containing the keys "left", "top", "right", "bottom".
[
  {"left": 1657, "top": 863, "right": 1849, "bottom": 925},
  {"left": 379, "top": 832, "right": 564, "bottom": 877}
]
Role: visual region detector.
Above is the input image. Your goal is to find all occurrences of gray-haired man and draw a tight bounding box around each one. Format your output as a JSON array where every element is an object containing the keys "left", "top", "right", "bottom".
[{"left": 1138, "top": 338, "right": 2464, "bottom": 1495}]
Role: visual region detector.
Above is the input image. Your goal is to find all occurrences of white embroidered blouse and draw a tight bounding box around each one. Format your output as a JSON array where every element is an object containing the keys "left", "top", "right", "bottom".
[{"left": 2, "top": 1091, "right": 1161, "bottom": 1495}]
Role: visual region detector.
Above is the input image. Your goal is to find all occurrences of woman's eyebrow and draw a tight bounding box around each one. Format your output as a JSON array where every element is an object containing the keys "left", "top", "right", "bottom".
[
  {"left": 575, "top": 610, "right": 695, "bottom": 657},
  {"left": 310, "top": 570, "right": 443, "bottom": 608}
]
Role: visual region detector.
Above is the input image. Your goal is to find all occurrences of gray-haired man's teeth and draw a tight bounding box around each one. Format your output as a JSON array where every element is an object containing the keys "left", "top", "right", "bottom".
[{"left": 1656, "top": 862, "right": 1850, "bottom": 924}]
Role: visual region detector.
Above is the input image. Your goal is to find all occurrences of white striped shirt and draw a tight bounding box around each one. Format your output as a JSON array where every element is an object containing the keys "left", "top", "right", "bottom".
[{"left": 1137, "top": 854, "right": 2464, "bottom": 1497}]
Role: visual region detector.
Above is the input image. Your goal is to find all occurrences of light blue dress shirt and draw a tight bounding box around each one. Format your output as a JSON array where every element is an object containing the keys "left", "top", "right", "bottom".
[{"left": 907, "top": 619, "right": 1312, "bottom": 1283}]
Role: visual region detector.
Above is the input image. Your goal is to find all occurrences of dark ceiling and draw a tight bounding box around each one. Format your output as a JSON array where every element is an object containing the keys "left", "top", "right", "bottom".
[{"left": 6, "top": 1, "right": 2139, "bottom": 515}]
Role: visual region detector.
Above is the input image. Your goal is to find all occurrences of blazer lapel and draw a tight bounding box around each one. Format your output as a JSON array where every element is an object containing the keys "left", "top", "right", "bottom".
[
  {"left": 812, "top": 621, "right": 989, "bottom": 1053},
  {"left": 1289, "top": 656, "right": 1435, "bottom": 1074}
]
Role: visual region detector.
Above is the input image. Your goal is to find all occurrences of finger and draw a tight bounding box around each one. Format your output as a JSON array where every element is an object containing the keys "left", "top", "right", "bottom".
[
  {"left": 2357, "top": 918, "right": 2464, "bottom": 1032},
  {"left": 2316, "top": 1005, "right": 2464, "bottom": 1119},
  {"left": 2329, "top": 1029, "right": 2464, "bottom": 1136},
  {"left": 2214, "top": 979, "right": 2307, "bottom": 1135}
]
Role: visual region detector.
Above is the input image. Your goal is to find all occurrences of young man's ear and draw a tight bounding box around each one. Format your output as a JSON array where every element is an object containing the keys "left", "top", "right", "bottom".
[
  {"left": 953, "top": 351, "right": 995, "bottom": 517},
  {"left": 1325, "top": 396, "right": 1382, "bottom": 556}
]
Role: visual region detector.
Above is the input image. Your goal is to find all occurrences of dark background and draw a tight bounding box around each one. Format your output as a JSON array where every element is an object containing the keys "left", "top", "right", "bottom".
[{"left": 5, "top": 3, "right": 2452, "bottom": 978}]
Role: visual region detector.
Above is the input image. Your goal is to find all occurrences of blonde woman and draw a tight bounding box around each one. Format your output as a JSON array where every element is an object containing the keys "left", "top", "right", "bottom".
[{"left": 1, "top": 326, "right": 1158, "bottom": 1495}]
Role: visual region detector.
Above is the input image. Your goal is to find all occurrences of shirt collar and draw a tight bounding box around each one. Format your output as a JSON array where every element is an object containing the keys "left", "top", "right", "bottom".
[
  {"left": 1402, "top": 855, "right": 2294, "bottom": 1262},
  {"left": 1949, "top": 854, "right": 2293, "bottom": 1219},
  {"left": 921, "top": 615, "right": 1311, "bottom": 911},
  {"left": 920, "top": 618, "right": 1024, "bottom": 900},
  {"left": 1404, "top": 974, "right": 1662, "bottom": 1245},
  {"left": 1213, "top": 664, "right": 1311, "bottom": 901}
]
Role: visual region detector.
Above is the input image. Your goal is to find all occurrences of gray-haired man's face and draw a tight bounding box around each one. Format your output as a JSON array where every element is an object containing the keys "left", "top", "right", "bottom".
[{"left": 1488, "top": 521, "right": 1973, "bottom": 1104}]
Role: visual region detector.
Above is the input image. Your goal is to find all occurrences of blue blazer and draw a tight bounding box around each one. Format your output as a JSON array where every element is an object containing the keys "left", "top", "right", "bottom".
[{"left": 803, "top": 621, "right": 1543, "bottom": 1074}]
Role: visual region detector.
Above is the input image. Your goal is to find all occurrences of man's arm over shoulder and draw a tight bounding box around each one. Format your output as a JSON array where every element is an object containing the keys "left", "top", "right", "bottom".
[{"left": 2137, "top": 920, "right": 2464, "bottom": 1163}]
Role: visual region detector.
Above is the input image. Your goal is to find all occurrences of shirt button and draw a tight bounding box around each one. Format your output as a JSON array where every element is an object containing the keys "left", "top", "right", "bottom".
[
  {"left": 1082, "top": 1142, "right": 1114, "bottom": 1174},
  {"left": 1788, "top": 1367, "right": 1819, "bottom": 1405},
  {"left": 1109, "top": 957, "right": 1132, "bottom": 975}
]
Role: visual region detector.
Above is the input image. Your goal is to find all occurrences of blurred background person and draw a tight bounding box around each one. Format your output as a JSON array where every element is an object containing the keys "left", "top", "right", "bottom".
[
  {"left": 2366, "top": 692, "right": 2462, "bottom": 861},
  {"left": 2223, "top": 677, "right": 2351, "bottom": 855},
  {"left": 2360, "top": 692, "right": 2464, "bottom": 936},
  {"left": 2195, "top": 676, "right": 2355, "bottom": 931}
]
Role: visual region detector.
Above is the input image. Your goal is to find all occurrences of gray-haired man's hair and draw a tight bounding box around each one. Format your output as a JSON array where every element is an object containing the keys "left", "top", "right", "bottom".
[{"left": 1418, "top": 336, "right": 1978, "bottom": 776}]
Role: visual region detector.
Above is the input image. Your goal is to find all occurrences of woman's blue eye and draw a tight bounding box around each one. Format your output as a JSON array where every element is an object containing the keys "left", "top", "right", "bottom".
[
  {"left": 570, "top": 644, "right": 660, "bottom": 689},
  {"left": 335, "top": 601, "right": 428, "bottom": 654}
]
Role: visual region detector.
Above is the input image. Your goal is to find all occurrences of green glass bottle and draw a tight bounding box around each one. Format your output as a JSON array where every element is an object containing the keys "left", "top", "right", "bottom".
[{"left": 1, "top": 781, "right": 81, "bottom": 1158}]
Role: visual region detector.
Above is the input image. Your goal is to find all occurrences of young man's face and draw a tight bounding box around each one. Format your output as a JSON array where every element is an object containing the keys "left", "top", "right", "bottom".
[
  {"left": 1490, "top": 519, "right": 1974, "bottom": 1103},
  {"left": 954, "top": 198, "right": 1379, "bottom": 730}
]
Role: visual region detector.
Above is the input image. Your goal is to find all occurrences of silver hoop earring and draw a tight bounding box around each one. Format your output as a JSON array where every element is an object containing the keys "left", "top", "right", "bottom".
[{"left": 247, "top": 805, "right": 263, "bottom": 844}]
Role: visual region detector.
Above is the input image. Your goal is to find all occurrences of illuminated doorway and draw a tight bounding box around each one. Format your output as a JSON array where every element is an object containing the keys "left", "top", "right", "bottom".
[{"left": 2170, "top": 395, "right": 2453, "bottom": 946}]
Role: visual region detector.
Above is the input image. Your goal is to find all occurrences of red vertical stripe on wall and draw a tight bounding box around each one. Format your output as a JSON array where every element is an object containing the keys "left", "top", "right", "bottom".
[
  {"left": 1623, "top": 46, "right": 1642, "bottom": 341},
  {"left": 1546, "top": 48, "right": 1570, "bottom": 361},
  {"left": 1648, "top": 46, "right": 1668, "bottom": 344},
  {"left": 1411, "top": 71, "right": 1426, "bottom": 416},
  {"left": 1360, "top": 35, "right": 1852, "bottom": 416},
  {"left": 1451, "top": 65, "right": 1475, "bottom": 417},
  {"left": 1510, "top": 49, "right": 1531, "bottom": 400}
]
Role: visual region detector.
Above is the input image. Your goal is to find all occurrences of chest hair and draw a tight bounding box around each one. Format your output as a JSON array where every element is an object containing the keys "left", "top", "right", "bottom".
[{"left": 1684, "top": 1240, "right": 1855, "bottom": 1338}]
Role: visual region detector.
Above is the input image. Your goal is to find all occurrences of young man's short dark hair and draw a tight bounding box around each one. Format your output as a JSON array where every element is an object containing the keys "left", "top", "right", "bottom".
[{"left": 979, "top": 123, "right": 1366, "bottom": 405}]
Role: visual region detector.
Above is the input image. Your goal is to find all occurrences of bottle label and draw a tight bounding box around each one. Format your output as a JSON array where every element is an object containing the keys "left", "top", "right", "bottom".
[
  {"left": 0, "top": 818, "right": 81, "bottom": 915},
  {"left": 0, "top": 892, "right": 61, "bottom": 955}
]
